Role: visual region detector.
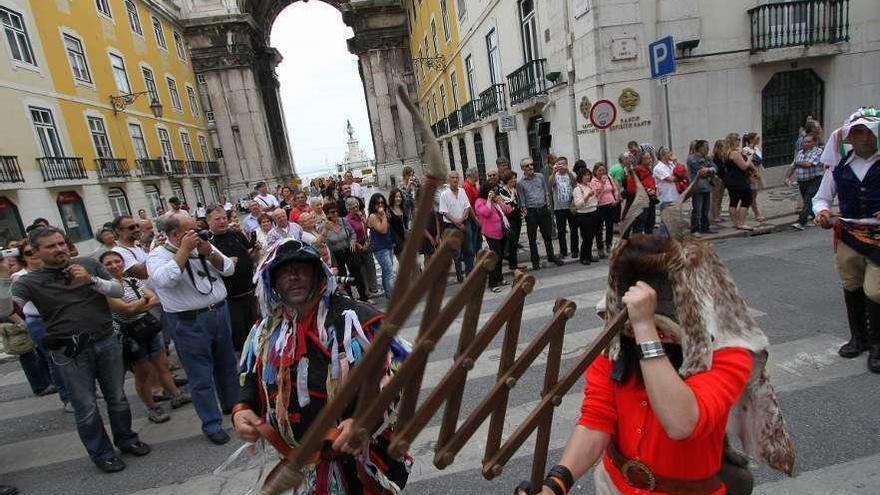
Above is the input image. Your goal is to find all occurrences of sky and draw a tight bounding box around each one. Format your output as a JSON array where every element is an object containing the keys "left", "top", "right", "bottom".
[{"left": 270, "top": 1, "right": 374, "bottom": 178}]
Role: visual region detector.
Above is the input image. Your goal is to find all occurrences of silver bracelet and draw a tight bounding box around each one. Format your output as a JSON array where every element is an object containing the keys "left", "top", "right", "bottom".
[{"left": 638, "top": 340, "right": 666, "bottom": 360}]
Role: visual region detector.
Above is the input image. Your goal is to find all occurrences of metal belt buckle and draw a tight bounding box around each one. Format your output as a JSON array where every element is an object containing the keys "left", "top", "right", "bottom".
[{"left": 621, "top": 459, "right": 657, "bottom": 491}]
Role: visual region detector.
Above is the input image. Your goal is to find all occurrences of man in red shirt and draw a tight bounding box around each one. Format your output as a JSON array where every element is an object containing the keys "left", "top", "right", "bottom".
[
  {"left": 462, "top": 167, "right": 482, "bottom": 255},
  {"left": 524, "top": 233, "right": 794, "bottom": 495}
]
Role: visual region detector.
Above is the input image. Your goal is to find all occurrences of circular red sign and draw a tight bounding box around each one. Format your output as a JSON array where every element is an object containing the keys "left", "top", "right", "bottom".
[{"left": 589, "top": 99, "right": 618, "bottom": 130}]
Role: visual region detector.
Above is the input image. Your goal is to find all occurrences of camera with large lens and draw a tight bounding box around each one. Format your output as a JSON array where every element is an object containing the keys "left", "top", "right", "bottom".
[
  {"left": 196, "top": 229, "right": 213, "bottom": 241},
  {"left": 334, "top": 276, "right": 355, "bottom": 286}
]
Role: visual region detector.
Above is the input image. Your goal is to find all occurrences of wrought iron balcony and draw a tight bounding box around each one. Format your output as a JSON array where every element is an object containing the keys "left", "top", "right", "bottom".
[
  {"left": 507, "top": 59, "right": 548, "bottom": 106},
  {"left": 95, "top": 158, "right": 130, "bottom": 179},
  {"left": 749, "top": 0, "right": 849, "bottom": 53},
  {"left": 436, "top": 117, "right": 449, "bottom": 136},
  {"left": 479, "top": 84, "right": 507, "bottom": 118},
  {"left": 207, "top": 161, "right": 221, "bottom": 175},
  {"left": 0, "top": 156, "right": 25, "bottom": 183},
  {"left": 188, "top": 160, "right": 207, "bottom": 175},
  {"left": 447, "top": 110, "right": 461, "bottom": 131},
  {"left": 37, "top": 157, "right": 87, "bottom": 181},
  {"left": 461, "top": 99, "right": 481, "bottom": 126},
  {"left": 169, "top": 159, "right": 189, "bottom": 176},
  {"left": 136, "top": 158, "right": 165, "bottom": 177}
]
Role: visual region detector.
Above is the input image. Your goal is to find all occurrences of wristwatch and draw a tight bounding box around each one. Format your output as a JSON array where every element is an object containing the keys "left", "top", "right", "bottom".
[{"left": 638, "top": 340, "right": 666, "bottom": 360}]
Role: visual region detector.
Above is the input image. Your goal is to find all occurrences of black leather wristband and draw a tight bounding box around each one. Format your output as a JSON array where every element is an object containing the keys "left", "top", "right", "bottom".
[
  {"left": 548, "top": 465, "right": 574, "bottom": 490},
  {"left": 542, "top": 478, "right": 564, "bottom": 495}
]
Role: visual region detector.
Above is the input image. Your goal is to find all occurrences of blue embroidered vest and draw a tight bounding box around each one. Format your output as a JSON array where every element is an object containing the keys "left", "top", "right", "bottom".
[{"left": 833, "top": 151, "right": 880, "bottom": 219}]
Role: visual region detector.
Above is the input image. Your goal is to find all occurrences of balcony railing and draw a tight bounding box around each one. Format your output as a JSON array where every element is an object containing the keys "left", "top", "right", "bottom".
[
  {"left": 507, "top": 59, "right": 548, "bottom": 106},
  {"left": 436, "top": 117, "right": 449, "bottom": 136},
  {"left": 207, "top": 161, "right": 221, "bottom": 175},
  {"left": 95, "top": 158, "right": 130, "bottom": 179},
  {"left": 137, "top": 158, "right": 165, "bottom": 177},
  {"left": 748, "top": 0, "right": 849, "bottom": 52},
  {"left": 461, "top": 99, "right": 481, "bottom": 126},
  {"left": 188, "top": 160, "right": 207, "bottom": 175},
  {"left": 169, "top": 159, "right": 189, "bottom": 176},
  {"left": 37, "top": 157, "right": 87, "bottom": 181},
  {"left": 0, "top": 156, "right": 25, "bottom": 183},
  {"left": 447, "top": 110, "right": 461, "bottom": 131},
  {"left": 479, "top": 84, "right": 507, "bottom": 118}
]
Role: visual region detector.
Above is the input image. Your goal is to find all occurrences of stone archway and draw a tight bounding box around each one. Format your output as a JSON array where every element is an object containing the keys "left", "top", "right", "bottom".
[{"left": 182, "top": 0, "right": 422, "bottom": 198}]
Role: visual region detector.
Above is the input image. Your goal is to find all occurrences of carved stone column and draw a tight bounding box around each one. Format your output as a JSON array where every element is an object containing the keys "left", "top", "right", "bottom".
[{"left": 184, "top": 15, "right": 295, "bottom": 200}]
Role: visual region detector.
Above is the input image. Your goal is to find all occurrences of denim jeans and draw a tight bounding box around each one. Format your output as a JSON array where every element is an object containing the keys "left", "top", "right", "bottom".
[
  {"left": 554, "top": 209, "right": 579, "bottom": 256},
  {"left": 373, "top": 248, "right": 396, "bottom": 298},
  {"left": 525, "top": 207, "right": 555, "bottom": 265},
  {"left": 165, "top": 305, "right": 239, "bottom": 434},
  {"left": 690, "top": 192, "right": 712, "bottom": 233},
  {"left": 798, "top": 177, "right": 822, "bottom": 225},
  {"left": 48, "top": 335, "right": 139, "bottom": 463},
  {"left": 444, "top": 224, "right": 475, "bottom": 277},
  {"left": 26, "top": 315, "right": 70, "bottom": 402},
  {"left": 470, "top": 219, "right": 483, "bottom": 255},
  {"left": 18, "top": 349, "right": 52, "bottom": 394}
]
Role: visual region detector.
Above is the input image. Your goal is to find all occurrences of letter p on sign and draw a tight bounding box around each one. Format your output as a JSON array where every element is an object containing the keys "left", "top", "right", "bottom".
[{"left": 648, "top": 36, "right": 676, "bottom": 79}]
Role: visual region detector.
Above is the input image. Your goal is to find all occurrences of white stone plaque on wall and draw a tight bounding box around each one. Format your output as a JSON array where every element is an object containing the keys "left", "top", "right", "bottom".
[{"left": 611, "top": 37, "right": 638, "bottom": 61}]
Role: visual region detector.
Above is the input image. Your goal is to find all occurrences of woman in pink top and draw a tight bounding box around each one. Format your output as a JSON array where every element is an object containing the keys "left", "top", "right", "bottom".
[
  {"left": 591, "top": 162, "right": 621, "bottom": 259},
  {"left": 475, "top": 182, "right": 512, "bottom": 292}
]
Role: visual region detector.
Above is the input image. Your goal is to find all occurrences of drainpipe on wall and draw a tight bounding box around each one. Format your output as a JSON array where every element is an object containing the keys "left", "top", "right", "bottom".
[
  {"left": 591, "top": 0, "right": 608, "bottom": 166},
  {"left": 562, "top": 0, "right": 581, "bottom": 161}
]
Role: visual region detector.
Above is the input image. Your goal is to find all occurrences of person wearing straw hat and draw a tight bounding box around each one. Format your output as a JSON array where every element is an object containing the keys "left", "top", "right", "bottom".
[{"left": 813, "top": 107, "right": 880, "bottom": 372}]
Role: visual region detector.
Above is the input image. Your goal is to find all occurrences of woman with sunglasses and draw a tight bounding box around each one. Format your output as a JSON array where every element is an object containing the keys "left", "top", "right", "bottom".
[
  {"left": 367, "top": 193, "right": 396, "bottom": 298},
  {"left": 99, "top": 250, "right": 191, "bottom": 424}
]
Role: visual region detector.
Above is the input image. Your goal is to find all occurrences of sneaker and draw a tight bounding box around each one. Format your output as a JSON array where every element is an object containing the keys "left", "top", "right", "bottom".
[
  {"left": 147, "top": 405, "right": 170, "bottom": 424},
  {"left": 152, "top": 392, "right": 172, "bottom": 402},
  {"left": 95, "top": 457, "right": 126, "bottom": 473},
  {"left": 173, "top": 376, "right": 188, "bottom": 387},
  {"left": 791, "top": 222, "right": 805, "bottom": 231},
  {"left": 63, "top": 401, "right": 75, "bottom": 413},
  {"left": 570, "top": 252, "right": 579, "bottom": 260},
  {"left": 205, "top": 429, "right": 231, "bottom": 445},
  {"left": 36, "top": 384, "right": 57, "bottom": 396},
  {"left": 549, "top": 257, "right": 565, "bottom": 267},
  {"left": 120, "top": 440, "right": 151, "bottom": 457},
  {"left": 170, "top": 391, "right": 192, "bottom": 409}
]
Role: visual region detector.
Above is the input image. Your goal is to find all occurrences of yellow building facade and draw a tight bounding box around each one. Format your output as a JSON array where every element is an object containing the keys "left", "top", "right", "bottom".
[
  {"left": 406, "top": 0, "right": 466, "bottom": 161},
  {"left": 0, "top": 0, "right": 219, "bottom": 248}
]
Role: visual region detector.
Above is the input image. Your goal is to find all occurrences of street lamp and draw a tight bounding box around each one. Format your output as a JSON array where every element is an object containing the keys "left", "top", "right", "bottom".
[{"left": 110, "top": 91, "right": 164, "bottom": 118}]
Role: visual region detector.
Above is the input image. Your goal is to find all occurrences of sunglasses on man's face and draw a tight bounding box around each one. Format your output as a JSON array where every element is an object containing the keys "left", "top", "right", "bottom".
[{"left": 125, "top": 224, "right": 140, "bottom": 231}]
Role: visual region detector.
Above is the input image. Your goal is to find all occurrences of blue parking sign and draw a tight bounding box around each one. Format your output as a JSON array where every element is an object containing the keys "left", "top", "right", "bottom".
[{"left": 648, "top": 36, "right": 676, "bottom": 79}]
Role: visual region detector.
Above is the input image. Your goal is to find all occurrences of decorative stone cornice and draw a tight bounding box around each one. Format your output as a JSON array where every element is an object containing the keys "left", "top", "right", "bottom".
[
  {"left": 347, "top": 25, "right": 409, "bottom": 54},
  {"left": 190, "top": 44, "right": 257, "bottom": 72}
]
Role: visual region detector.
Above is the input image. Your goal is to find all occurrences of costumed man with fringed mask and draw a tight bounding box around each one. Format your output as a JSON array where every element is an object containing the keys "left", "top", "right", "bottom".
[
  {"left": 813, "top": 107, "right": 880, "bottom": 372},
  {"left": 230, "top": 239, "right": 412, "bottom": 494},
  {"left": 521, "top": 181, "right": 795, "bottom": 495}
]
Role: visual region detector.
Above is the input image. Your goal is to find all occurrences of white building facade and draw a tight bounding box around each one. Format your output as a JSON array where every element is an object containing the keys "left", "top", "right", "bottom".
[{"left": 434, "top": 0, "right": 879, "bottom": 182}]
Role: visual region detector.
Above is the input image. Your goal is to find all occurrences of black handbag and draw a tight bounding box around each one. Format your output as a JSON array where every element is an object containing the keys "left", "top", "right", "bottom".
[{"left": 120, "top": 279, "right": 162, "bottom": 342}]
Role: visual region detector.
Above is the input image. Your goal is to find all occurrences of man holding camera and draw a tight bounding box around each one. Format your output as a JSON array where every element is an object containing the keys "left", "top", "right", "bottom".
[
  {"left": 7, "top": 227, "right": 150, "bottom": 473},
  {"left": 687, "top": 140, "right": 717, "bottom": 235},
  {"left": 207, "top": 205, "right": 260, "bottom": 353},
  {"left": 147, "top": 213, "right": 239, "bottom": 444}
]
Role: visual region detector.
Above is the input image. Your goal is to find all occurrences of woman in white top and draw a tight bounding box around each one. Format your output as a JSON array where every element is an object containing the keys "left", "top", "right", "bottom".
[
  {"left": 572, "top": 168, "right": 599, "bottom": 265},
  {"left": 254, "top": 213, "right": 274, "bottom": 248}
]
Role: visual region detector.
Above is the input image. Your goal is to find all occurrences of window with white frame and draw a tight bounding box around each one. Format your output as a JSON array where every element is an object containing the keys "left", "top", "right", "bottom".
[
  {"left": 57, "top": 192, "right": 92, "bottom": 243},
  {"left": 142, "top": 66, "right": 158, "bottom": 101},
  {"left": 193, "top": 181, "right": 205, "bottom": 205},
  {"left": 171, "top": 181, "right": 185, "bottom": 203},
  {"left": 439, "top": 84, "right": 448, "bottom": 117},
  {"left": 450, "top": 71, "right": 459, "bottom": 107},
  {"left": 209, "top": 180, "right": 219, "bottom": 202},
  {"left": 144, "top": 184, "right": 162, "bottom": 216},
  {"left": 431, "top": 93, "right": 438, "bottom": 122},
  {"left": 1, "top": 7, "right": 36, "bottom": 66},
  {"left": 186, "top": 86, "right": 199, "bottom": 115},
  {"left": 486, "top": 29, "right": 501, "bottom": 85},
  {"left": 180, "top": 132, "right": 195, "bottom": 161},
  {"left": 88, "top": 116, "right": 113, "bottom": 158},
  {"left": 166, "top": 77, "right": 182, "bottom": 111},
  {"left": 151, "top": 16, "right": 166, "bottom": 49},
  {"left": 109, "top": 53, "right": 131, "bottom": 94},
  {"left": 198, "top": 135, "right": 210, "bottom": 160},
  {"left": 128, "top": 123, "right": 148, "bottom": 160},
  {"left": 63, "top": 34, "right": 91, "bottom": 83},
  {"left": 430, "top": 19, "right": 439, "bottom": 56},
  {"left": 157, "top": 128, "right": 174, "bottom": 159},
  {"left": 416, "top": 48, "right": 423, "bottom": 79},
  {"left": 173, "top": 32, "right": 186, "bottom": 60},
  {"left": 519, "top": 0, "right": 539, "bottom": 63},
  {"left": 108, "top": 188, "right": 131, "bottom": 218},
  {"left": 125, "top": 1, "right": 142, "bottom": 35},
  {"left": 30, "top": 107, "right": 64, "bottom": 157},
  {"left": 96, "top": 0, "right": 112, "bottom": 18},
  {"left": 456, "top": 0, "right": 467, "bottom": 20},
  {"left": 440, "top": 0, "right": 450, "bottom": 41},
  {"left": 465, "top": 55, "right": 475, "bottom": 99}
]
